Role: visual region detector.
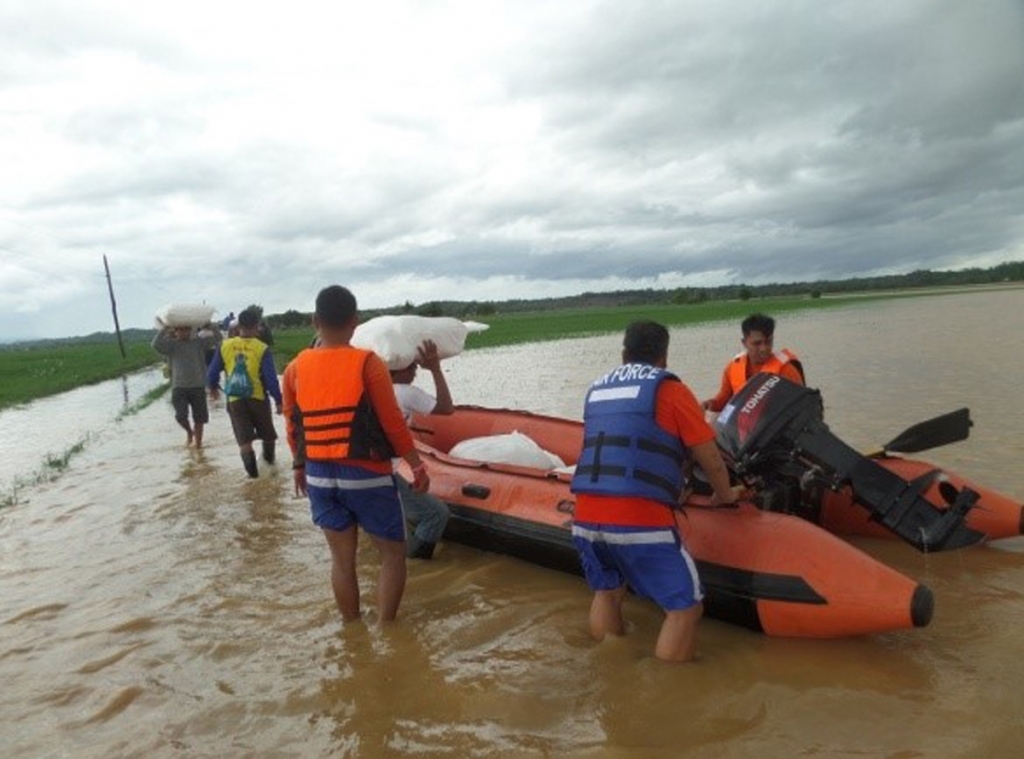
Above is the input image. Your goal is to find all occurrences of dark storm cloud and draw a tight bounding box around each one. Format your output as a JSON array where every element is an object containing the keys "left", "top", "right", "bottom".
[
  {"left": 3, "top": 0, "right": 1023, "bottom": 341},
  {"left": 485, "top": 0, "right": 1024, "bottom": 279}
]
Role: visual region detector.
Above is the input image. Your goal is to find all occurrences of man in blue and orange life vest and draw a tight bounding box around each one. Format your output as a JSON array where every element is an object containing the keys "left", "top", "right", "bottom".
[
  {"left": 703, "top": 312, "right": 805, "bottom": 413},
  {"left": 206, "top": 307, "right": 283, "bottom": 477},
  {"left": 281, "top": 285, "right": 430, "bottom": 624},
  {"left": 570, "top": 321, "right": 741, "bottom": 663}
]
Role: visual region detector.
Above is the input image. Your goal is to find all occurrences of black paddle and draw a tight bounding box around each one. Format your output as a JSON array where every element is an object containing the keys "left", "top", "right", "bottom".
[{"left": 868, "top": 407, "right": 972, "bottom": 456}]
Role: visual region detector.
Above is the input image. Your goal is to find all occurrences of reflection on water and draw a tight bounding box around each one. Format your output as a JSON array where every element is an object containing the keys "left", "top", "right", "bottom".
[{"left": 2, "top": 288, "right": 1023, "bottom": 758}]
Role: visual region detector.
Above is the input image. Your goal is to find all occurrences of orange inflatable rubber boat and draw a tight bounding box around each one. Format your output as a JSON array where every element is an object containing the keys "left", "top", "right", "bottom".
[
  {"left": 407, "top": 405, "right": 932, "bottom": 638},
  {"left": 819, "top": 455, "right": 1024, "bottom": 544}
]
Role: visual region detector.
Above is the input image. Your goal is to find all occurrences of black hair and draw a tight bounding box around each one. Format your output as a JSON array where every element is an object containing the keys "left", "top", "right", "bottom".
[
  {"left": 741, "top": 313, "right": 775, "bottom": 337},
  {"left": 623, "top": 320, "right": 669, "bottom": 364},
  {"left": 238, "top": 307, "right": 260, "bottom": 329},
  {"left": 315, "top": 285, "right": 358, "bottom": 328}
]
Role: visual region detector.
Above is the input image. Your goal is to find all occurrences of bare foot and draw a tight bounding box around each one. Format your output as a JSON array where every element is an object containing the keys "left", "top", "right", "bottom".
[{"left": 186, "top": 431, "right": 194, "bottom": 447}]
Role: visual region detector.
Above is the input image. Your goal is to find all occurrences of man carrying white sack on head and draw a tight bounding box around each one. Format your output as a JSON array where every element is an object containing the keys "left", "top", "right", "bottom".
[
  {"left": 352, "top": 313, "right": 488, "bottom": 559},
  {"left": 390, "top": 339, "right": 454, "bottom": 559},
  {"left": 151, "top": 303, "right": 221, "bottom": 449}
]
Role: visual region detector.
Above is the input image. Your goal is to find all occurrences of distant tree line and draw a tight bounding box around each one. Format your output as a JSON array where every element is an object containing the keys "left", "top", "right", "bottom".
[
  {"left": 262, "top": 298, "right": 498, "bottom": 329},
  {"left": 8, "top": 260, "right": 1021, "bottom": 350},
  {"left": 261, "top": 259, "right": 1024, "bottom": 327}
]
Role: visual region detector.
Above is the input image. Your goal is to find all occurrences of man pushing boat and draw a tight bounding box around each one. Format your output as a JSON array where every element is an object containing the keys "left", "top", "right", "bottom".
[{"left": 570, "top": 321, "right": 741, "bottom": 662}]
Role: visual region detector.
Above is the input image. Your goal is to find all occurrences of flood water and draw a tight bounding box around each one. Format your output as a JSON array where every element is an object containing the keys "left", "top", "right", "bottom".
[{"left": 2, "top": 287, "right": 1023, "bottom": 758}]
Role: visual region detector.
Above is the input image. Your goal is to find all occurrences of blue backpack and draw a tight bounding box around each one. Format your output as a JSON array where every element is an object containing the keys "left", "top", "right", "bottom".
[{"left": 223, "top": 354, "right": 254, "bottom": 399}]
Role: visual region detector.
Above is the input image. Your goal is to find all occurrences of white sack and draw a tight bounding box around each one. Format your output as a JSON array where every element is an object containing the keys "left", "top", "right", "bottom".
[
  {"left": 155, "top": 303, "right": 217, "bottom": 328},
  {"left": 448, "top": 431, "right": 566, "bottom": 470},
  {"left": 351, "top": 315, "right": 489, "bottom": 370}
]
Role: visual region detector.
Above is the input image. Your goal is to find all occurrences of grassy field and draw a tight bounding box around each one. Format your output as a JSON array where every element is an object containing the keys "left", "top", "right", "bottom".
[
  {"left": 457, "top": 295, "right": 869, "bottom": 349},
  {"left": 271, "top": 292, "right": 896, "bottom": 361},
  {"left": 0, "top": 341, "right": 162, "bottom": 411},
  {"left": 1, "top": 291, "right": 900, "bottom": 410}
]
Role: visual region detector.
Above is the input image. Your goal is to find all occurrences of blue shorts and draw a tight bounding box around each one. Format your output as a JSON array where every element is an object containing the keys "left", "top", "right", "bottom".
[
  {"left": 571, "top": 521, "right": 703, "bottom": 611},
  {"left": 305, "top": 461, "right": 406, "bottom": 541}
]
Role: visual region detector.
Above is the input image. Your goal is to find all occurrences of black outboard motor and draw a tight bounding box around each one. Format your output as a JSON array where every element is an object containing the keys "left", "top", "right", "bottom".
[{"left": 714, "top": 373, "right": 984, "bottom": 552}]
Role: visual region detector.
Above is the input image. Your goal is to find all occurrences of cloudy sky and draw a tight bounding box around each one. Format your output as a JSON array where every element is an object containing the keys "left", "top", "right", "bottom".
[{"left": 2, "top": 0, "right": 1022, "bottom": 341}]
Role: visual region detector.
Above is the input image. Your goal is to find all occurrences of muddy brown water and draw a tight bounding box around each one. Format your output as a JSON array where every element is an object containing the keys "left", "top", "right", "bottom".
[{"left": 2, "top": 288, "right": 1023, "bottom": 758}]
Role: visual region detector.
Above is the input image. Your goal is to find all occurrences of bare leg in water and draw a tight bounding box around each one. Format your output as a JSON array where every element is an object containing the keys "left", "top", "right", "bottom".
[
  {"left": 176, "top": 417, "right": 194, "bottom": 447},
  {"left": 323, "top": 526, "right": 361, "bottom": 620},
  {"left": 654, "top": 604, "right": 703, "bottom": 663},
  {"left": 588, "top": 585, "right": 627, "bottom": 640},
  {"left": 369, "top": 535, "right": 407, "bottom": 621},
  {"left": 322, "top": 527, "right": 407, "bottom": 622}
]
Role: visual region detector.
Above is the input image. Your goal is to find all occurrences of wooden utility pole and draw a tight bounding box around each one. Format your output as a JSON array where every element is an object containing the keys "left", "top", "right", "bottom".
[{"left": 103, "top": 254, "right": 127, "bottom": 358}]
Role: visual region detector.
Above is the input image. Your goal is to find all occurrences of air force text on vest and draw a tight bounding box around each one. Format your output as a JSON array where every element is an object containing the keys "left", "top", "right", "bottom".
[{"left": 589, "top": 364, "right": 664, "bottom": 403}]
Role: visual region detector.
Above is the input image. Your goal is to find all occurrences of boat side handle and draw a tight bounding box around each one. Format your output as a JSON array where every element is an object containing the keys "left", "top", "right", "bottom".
[{"left": 461, "top": 484, "right": 491, "bottom": 500}]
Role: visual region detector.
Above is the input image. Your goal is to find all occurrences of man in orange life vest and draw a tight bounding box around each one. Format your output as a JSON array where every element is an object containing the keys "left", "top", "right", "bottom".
[
  {"left": 703, "top": 312, "right": 805, "bottom": 413},
  {"left": 282, "top": 285, "right": 430, "bottom": 623}
]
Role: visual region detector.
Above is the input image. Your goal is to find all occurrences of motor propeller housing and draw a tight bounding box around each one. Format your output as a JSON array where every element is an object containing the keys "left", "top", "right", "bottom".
[{"left": 713, "top": 374, "right": 984, "bottom": 552}]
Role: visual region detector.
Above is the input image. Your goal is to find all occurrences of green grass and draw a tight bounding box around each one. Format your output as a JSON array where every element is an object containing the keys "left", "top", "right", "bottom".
[
  {"left": 42, "top": 436, "right": 89, "bottom": 473},
  {"left": 1, "top": 435, "right": 91, "bottom": 508},
  {"left": 460, "top": 295, "right": 879, "bottom": 349},
  {"left": 116, "top": 384, "right": 170, "bottom": 420},
  {"left": 268, "top": 292, "right": 901, "bottom": 365},
  {"left": 0, "top": 290, "right": 909, "bottom": 410},
  {"left": 269, "top": 330, "right": 316, "bottom": 369},
  {"left": 0, "top": 341, "right": 159, "bottom": 410}
]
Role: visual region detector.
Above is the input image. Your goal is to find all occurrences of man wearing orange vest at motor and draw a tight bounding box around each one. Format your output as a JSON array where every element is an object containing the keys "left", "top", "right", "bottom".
[
  {"left": 703, "top": 313, "right": 805, "bottom": 413},
  {"left": 282, "top": 285, "right": 430, "bottom": 624}
]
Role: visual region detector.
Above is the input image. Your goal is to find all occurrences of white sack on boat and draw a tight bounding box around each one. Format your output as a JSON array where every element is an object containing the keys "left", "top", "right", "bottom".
[
  {"left": 351, "top": 315, "right": 489, "bottom": 370},
  {"left": 448, "top": 431, "right": 566, "bottom": 470},
  {"left": 155, "top": 303, "right": 217, "bottom": 328}
]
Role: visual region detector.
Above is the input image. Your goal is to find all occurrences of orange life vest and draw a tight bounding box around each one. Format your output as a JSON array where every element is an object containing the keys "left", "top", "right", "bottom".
[
  {"left": 725, "top": 348, "right": 804, "bottom": 394},
  {"left": 289, "top": 346, "right": 395, "bottom": 462}
]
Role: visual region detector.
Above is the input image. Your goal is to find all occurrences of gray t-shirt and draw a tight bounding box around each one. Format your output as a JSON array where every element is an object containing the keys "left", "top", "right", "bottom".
[{"left": 152, "top": 331, "right": 218, "bottom": 388}]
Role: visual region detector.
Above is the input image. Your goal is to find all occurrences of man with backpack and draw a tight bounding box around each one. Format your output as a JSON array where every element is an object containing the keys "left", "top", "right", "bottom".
[{"left": 207, "top": 307, "right": 283, "bottom": 477}]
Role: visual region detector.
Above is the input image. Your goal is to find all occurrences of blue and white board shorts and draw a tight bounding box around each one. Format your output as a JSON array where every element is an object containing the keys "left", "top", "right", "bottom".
[
  {"left": 571, "top": 521, "right": 703, "bottom": 611},
  {"left": 305, "top": 461, "right": 406, "bottom": 541}
]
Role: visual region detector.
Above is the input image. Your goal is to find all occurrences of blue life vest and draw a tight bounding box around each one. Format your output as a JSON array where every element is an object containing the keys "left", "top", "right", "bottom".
[{"left": 570, "top": 363, "right": 688, "bottom": 506}]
